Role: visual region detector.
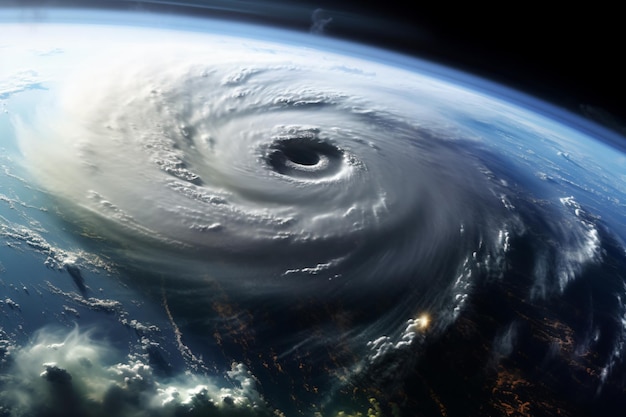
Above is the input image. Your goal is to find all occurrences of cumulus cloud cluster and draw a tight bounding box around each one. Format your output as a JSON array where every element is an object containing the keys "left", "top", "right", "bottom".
[{"left": 0, "top": 327, "right": 277, "bottom": 417}]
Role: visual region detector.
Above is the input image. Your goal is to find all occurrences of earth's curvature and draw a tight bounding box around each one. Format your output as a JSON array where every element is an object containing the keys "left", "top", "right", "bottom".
[{"left": 1, "top": 9, "right": 626, "bottom": 417}]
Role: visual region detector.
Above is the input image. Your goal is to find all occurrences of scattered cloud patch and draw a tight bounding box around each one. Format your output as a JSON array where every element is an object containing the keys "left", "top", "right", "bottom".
[
  {"left": 0, "top": 326, "right": 278, "bottom": 417},
  {"left": 0, "top": 69, "right": 46, "bottom": 100}
]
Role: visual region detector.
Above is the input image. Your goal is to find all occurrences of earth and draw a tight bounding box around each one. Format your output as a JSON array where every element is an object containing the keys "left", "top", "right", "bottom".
[{"left": 1, "top": 6, "right": 626, "bottom": 417}]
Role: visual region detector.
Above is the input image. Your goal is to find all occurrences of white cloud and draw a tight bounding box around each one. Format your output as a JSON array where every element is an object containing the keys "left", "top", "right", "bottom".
[{"left": 0, "top": 326, "right": 277, "bottom": 417}]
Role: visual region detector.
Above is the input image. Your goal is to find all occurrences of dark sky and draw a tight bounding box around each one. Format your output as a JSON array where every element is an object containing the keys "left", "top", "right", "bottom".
[
  {"left": 7, "top": 1, "right": 625, "bottom": 133},
  {"left": 323, "top": 3, "right": 625, "bottom": 130}
]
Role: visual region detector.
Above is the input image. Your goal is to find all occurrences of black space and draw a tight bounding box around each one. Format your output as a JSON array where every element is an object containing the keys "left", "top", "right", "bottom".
[
  {"left": 5, "top": 1, "right": 625, "bottom": 135},
  {"left": 317, "top": 2, "right": 625, "bottom": 130}
]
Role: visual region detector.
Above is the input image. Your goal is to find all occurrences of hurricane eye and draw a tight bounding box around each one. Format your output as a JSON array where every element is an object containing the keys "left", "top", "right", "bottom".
[
  {"left": 283, "top": 145, "right": 320, "bottom": 166},
  {"left": 266, "top": 137, "right": 344, "bottom": 179}
]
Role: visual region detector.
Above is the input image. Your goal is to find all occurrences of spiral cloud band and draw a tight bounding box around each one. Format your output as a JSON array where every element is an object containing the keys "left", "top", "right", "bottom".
[{"left": 18, "top": 38, "right": 506, "bottom": 295}]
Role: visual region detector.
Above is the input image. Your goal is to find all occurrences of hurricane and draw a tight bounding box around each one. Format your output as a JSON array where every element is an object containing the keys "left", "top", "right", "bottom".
[
  {"left": 3, "top": 18, "right": 626, "bottom": 417},
  {"left": 17, "top": 41, "right": 511, "bottom": 300}
]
